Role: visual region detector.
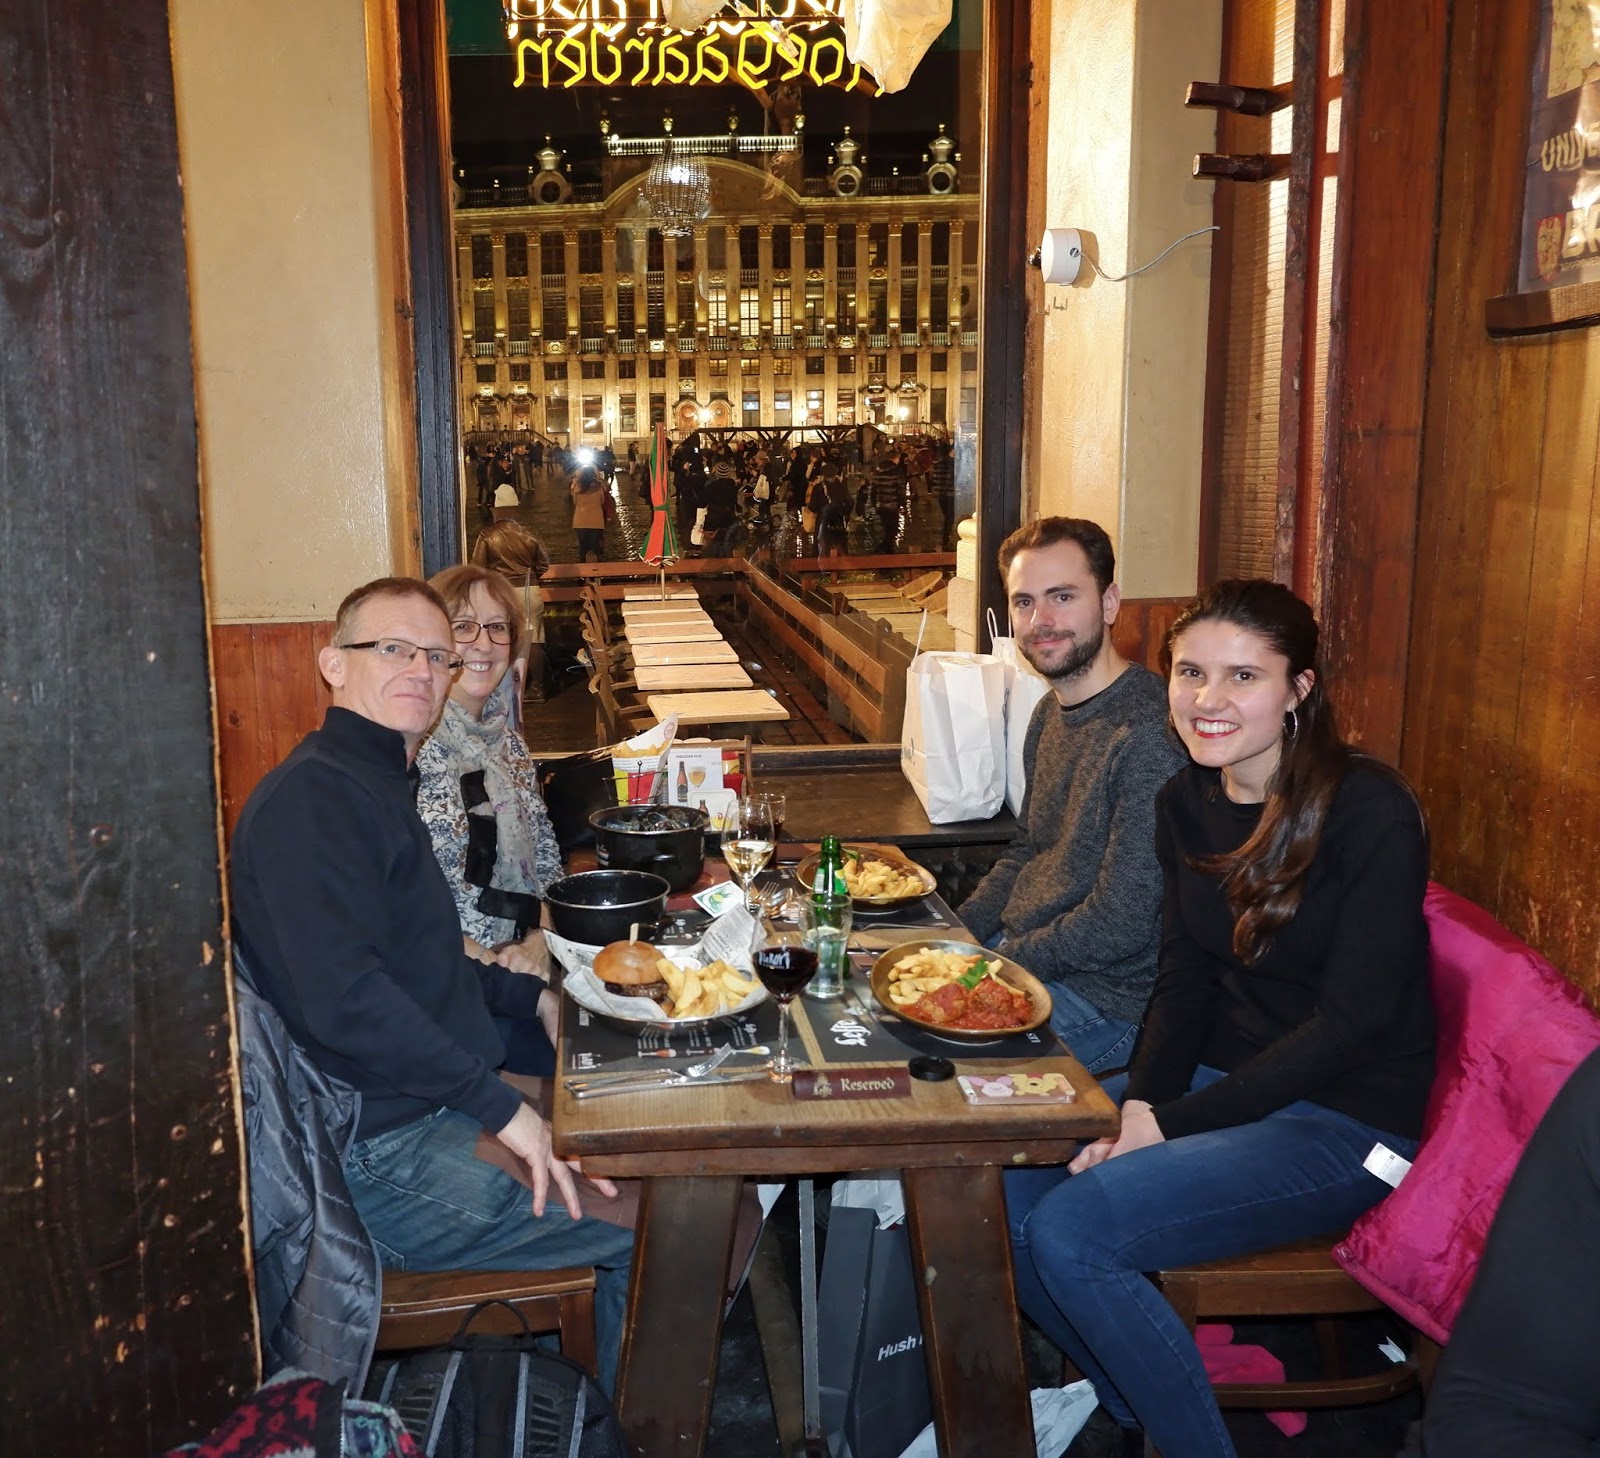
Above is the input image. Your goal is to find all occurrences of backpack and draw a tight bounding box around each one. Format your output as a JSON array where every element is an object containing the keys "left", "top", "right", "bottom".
[{"left": 364, "top": 1301, "right": 626, "bottom": 1458}]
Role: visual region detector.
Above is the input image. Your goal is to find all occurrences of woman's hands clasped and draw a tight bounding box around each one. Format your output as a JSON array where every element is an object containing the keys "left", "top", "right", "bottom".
[{"left": 1068, "top": 1098, "right": 1166, "bottom": 1175}]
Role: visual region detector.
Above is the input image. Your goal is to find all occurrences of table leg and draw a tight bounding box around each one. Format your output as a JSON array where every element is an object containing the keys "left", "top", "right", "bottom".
[
  {"left": 902, "top": 1165, "right": 1033, "bottom": 1458},
  {"left": 614, "top": 1173, "right": 744, "bottom": 1458}
]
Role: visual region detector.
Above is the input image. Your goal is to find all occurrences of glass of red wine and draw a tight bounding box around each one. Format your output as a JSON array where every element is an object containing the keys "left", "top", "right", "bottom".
[{"left": 753, "top": 936, "right": 818, "bottom": 1083}]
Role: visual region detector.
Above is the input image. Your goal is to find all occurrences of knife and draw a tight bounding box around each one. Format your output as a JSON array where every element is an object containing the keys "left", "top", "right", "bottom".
[{"left": 570, "top": 1069, "right": 771, "bottom": 1100}]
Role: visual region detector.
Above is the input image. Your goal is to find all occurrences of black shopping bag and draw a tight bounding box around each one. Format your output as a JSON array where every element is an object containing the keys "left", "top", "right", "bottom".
[
  {"left": 536, "top": 748, "right": 619, "bottom": 852},
  {"left": 816, "top": 1204, "right": 932, "bottom": 1458}
]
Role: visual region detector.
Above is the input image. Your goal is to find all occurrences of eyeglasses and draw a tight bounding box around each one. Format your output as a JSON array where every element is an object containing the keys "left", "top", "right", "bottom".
[
  {"left": 451, "top": 618, "right": 514, "bottom": 645},
  {"left": 337, "top": 638, "right": 464, "bottom": 673}
]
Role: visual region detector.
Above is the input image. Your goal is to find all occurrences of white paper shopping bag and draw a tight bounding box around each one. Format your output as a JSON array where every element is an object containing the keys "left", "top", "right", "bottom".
[
  {"left": 987, "top": 608, "right": 1052, "bottom": 816},
  {"left": 900, "top": 647, "right": 1008, "bottom": 824}
]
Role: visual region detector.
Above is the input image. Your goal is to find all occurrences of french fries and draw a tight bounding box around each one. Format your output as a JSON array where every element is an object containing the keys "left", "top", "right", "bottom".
[
  {"left": 841, "top": 855, "right": 927, "bottom": 900},
  {"left": 883, "top": 948, "right": 987, "bottom": 1007},
  {"left": 656, "top": 957, "right": 759, "bottom": 1019}
]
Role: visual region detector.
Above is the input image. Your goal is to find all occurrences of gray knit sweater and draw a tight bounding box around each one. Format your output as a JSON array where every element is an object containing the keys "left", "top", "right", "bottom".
[{"left": 958, "top": 664, "right": 1185, "bottom": 1024}]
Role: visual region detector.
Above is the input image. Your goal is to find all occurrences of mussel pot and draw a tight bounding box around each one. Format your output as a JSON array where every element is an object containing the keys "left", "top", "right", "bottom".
[{"left": 543, "top": 869, "right": 671, "bottom": 946}]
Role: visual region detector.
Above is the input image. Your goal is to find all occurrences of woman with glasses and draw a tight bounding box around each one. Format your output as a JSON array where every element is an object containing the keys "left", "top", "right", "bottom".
[{"left": 416, "top": 565, "right": 563, "bottom": 1074}]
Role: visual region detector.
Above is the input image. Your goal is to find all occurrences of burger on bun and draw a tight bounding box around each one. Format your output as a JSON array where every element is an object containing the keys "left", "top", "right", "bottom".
[{"left": 594, "top": 940, "right": 670, "bottom": 1004}]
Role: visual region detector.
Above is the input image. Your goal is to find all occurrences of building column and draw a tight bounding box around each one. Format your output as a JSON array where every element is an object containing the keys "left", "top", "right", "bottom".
[
  {"left": 916, "top": 222, "right": 932, "bottom": 340},
  {"left": 757, "top": 223, "right": 774, "bottom": 339},
  {"left": 602, "top": 225, "right": 617, "bottom": 334},
  {"left": 822, "top": 222, "right": 838, "bottom": 337},
  {"left": 564, "top": 229, "right": 580, "bottom": 339},
  {"left": 887, "top": 220, "right": 903, "bottom": 336}
]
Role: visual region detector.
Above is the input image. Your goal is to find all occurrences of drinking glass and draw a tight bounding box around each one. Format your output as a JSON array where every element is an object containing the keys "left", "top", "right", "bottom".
[
  {"left": 801, "top": 892, "right": 853, "bottom": 1000},
  {"left": 720, "top": 795, "right": 776, "bottom": 913},
  {"left": 753, "top": 931, "right": 819, "bottom": 1082},
  {"left": 752, "top": 792, "right": 787, "bottom": 848}
]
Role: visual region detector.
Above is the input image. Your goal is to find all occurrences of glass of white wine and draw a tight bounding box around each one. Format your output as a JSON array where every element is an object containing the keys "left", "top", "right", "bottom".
[{"left": 721, "top": 795, "right": 776, "bottom": 914}]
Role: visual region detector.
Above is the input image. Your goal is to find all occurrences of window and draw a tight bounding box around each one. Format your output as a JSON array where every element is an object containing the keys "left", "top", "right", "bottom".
[
  {"left": 582, "top": 395, "right": 603, "bottom": 433},
  {"left": 774, "top": 390, "right": 792, "bottom": 423},
  {"left": 739, "top": 286, "right": 760, "bottom": 337},
  {"left": 505, "top": 233, "right": 529, "bottom": 277},
  {"left": 707, "top": 226, "right": 726, "bottom": 271},
  {"left": 772, "top": 356, "right": 792, "bottom": 376},
  {"left": 868, "top": 354, "right": 887, "bottom": 375},
  {"left": 931, "top": 223, "right": 950, "bottom": 267},
  {"left": 804, "top": 280, "right": 824, "bottom": 332},
  {"left": 772, "top": 227, "right": 791, "bottom": 271},
  {"left": 649, "top": 393, "right": 666, "bottom": 424},
  {"left": 930, "top": 386, "right": 947, "bottom": 423},
  {"left": 580, "top": 359, "right": 605, "bottom": 379},
  {"left": 546, "top": 397, "right": 569, "bottom": 434},
  {"left": 648, "top": 357, "right": 666, "bottom": 377},
  {"left": 509, "top": 362, "right": 531, "bottom": 382},
  {"left": 961, "top": 351, "right": 978, "bottom": 371},
  {"left": 931, "top": 351, "right": 948, "bottom": 372},
  {"left": 806, "top": 223, "right": 825, "bottom": 270},
  {"left": 742, "top": 391, "right": 760, "bottom": 426},
  {"left": 739, "top": 226, "right": 759, "bottom": 271},
  {"left": 837, "top": 224, "right": 856, "bottom": 270},
  {"left": 646, "top": 285, "right": 665, "bottom": 339},
  {"left": 962, "top": 221, "right": 979, "bottom": 264},
  {"left": 900, "top": 278, "right": 919, "bottom": 330},
  {"left": 805, "top": 387, "right": 824, "bottom": 425},
  {"left": 616, "top": 287, "right": 635, "bottom": 336},
  {"left": 740, "top": 356, "right": 761, "bottom": 375},
  {"left": 618, "top": 357, "right": 636, "bottom": 379},
  {"left": 930, "top": 289, "right": 949, "bottom": 331},
  {"left": 806, "top": 355, "right": 825, "bottom": 375},
  {"left": 771, "top": 283, "right": 791, "bottom": 335},
  {"left": 473, "top": 293, "right": 496, "bottom": 338},
  {"left": 646, "top": 230, "right": 665, "bottom": 272},
  {"left": 544, "top": 362, "right": 566, "bottom": 381},
  {"left": 837, "top": 354, "right": 855, "bottom": 374},
  {"left": 580, "top": 286, "right": 604, "bottom": 339},
  {"left": 868, "top": 222, "right": 888, "bottom": 267},
  {"left": 707, "top": 283, "right": 727, "bottom": 333},
  {"left": 475, "top": 362, "right": 496, "bottom": 383},
  {"left": 868, "top": 280, "right": 888, "bottom": 333},
  {"left": 836, "top": 388, "right": 855, "bottom": 425},
  {"left": 901, "top": 223, "right": 919, "bottom": 265},
  {"left": 959, "top": 385, "right": 977, "bottom": 428},
  {"left": 540, "top": 232, "right": 565, "bottom": 274},
  {"left": 578, "top": 229, "right": 603, "bottom": 273},
  {"left": 836, "top": 288, "right": 856, "bottom": 334},
  {"left": 709, "top": 359, "right": 728, "bottom": 378},
  {"left": 542, "top": 291, "right": 567, "bottom": 338},
  {"left": 471, "top": 235, "right": 494, "bottom": 280},
  {"left": 619, "top": 393, "right": 637, "bottom": 432},
  {"left": 677, "top": 280, "right": 696, "bottom": 330},
  {"left": 901, "top": 352, "right": 918, "bottom": 374},
  {"left": 506, "top": 288, "right": 530, "bottom": 341}
]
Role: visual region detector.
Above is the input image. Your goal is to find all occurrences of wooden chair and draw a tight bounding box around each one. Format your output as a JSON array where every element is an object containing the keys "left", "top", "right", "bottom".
[{"left": 377, "top": 1268, "right": 599, "bottom": 1375}]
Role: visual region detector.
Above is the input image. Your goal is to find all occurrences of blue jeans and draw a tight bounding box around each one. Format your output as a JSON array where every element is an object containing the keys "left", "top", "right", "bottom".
[
  {"left": 1046, "top": 981, "right": 1138, "bottom": 1074},
  {"left": 346, "top": 1107, "right": 635, "bottom": 1391},
  {"left": 1005, "top": 1068, "right": 1417, "bottom": 1458}
]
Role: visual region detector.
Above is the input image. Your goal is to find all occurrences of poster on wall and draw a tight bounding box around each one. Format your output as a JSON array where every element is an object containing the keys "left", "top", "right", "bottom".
[{"left": 1518, "top": 1, "right": 1600, "bottom": 292}]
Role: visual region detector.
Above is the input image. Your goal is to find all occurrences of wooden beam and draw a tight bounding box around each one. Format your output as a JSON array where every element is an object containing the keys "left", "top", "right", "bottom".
[
  {"left": 0, "top": 1, "right": 255, "bottom": 1442},
  {"left": 1316, "top": 0, "right": 1450, "bottom": 758}
]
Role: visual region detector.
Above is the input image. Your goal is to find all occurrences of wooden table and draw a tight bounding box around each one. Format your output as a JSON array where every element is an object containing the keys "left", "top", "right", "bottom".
[
  {"left": 645, "top": 689, "right": 790, "bottom": 725},
  {"left": 620, "top": 607, "right": 713, "bottom": 627},
  {"left": 624, "top": 621, "right": 726, "bottom": 643},
  {"left": 628, "top": 639, "right": 741, "bottom": 667},
  {"left": 632, "top": 662, "right": 753, "bottom": 692},
  {"left": 623, "top": 584, "right": 699, "bottom": 600},
  {"left": 555, "top": 1015, "right": 1117, "bottom": 1457}
]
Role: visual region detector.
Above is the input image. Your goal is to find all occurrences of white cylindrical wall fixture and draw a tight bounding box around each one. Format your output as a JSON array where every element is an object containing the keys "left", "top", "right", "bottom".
[{"left": 1039, "top": 227, "right": 1082, "bottom": 285}]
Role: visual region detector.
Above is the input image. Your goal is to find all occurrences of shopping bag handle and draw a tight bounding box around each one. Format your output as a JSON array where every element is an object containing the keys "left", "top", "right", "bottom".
[
  {"left": 986, "top": 607, "right": 1002, "bottom": 649},
  {"left": 913, "top": 608, "right": 929, "bottom": 658}
]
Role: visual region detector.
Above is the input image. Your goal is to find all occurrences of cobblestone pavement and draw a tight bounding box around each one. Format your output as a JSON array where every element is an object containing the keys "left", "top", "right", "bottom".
[{"left": 469, "top": 466, "right": 953, "bottom": 565}]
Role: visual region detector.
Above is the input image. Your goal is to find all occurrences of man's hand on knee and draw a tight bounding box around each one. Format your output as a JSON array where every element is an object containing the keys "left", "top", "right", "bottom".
[{"left": 496, "top": 1103, "right": 617, "bottom": 1220}]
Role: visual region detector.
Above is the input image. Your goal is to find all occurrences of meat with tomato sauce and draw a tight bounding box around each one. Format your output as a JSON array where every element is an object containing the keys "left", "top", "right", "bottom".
[{"left": 906, "top": 975, "right": 1032, "bottom": 1031}]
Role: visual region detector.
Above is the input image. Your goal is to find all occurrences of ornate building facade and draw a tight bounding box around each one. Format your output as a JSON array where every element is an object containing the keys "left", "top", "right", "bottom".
[{"left": 454, "top": 123, "right": 980, "bottom": 446}]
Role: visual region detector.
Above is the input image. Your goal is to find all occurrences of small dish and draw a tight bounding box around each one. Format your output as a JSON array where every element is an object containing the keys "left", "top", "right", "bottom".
[
  {"left": 792, "top": 846, "right": 938, "bottom": 909},
  {"left": 867, "top": 938, "right": 1052, "bottom": 1041}
]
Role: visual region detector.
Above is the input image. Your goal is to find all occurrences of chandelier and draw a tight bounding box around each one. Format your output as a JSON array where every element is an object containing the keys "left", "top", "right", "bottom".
[{"left": 642, "top": 148, "right": 712, "bottom": 237}]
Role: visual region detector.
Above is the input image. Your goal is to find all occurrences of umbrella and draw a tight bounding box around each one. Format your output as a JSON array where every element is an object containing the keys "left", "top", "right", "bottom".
[{"left": 639, "top": 421, "right": 679, "bottom": 573}]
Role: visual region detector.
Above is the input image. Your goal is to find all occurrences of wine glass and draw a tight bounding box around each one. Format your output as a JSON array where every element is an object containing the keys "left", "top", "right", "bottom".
[
  {"left": 753, "top": 792, "right": 787, "bottom": 848},
  {"left": 721, "top": 795, "right": 776, "bottom": 913},
  {"left": 753, "top": 930, "right": 819, "bottom": 1082}
]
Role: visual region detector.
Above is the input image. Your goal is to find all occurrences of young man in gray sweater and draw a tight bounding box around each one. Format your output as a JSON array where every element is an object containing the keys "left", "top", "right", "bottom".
[{"left": 959, "top": 518, "right": 1185, "bottom": 1071}]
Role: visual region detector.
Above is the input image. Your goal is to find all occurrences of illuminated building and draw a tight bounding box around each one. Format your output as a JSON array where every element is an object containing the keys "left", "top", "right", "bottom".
[{"left": 454, "top": 119, "right": 980, "bottom": 443}]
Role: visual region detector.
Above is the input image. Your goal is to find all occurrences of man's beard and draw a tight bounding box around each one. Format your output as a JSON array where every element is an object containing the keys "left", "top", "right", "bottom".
[{"left": 1019, "top": 619, "right": 1104, "bottom": 683}]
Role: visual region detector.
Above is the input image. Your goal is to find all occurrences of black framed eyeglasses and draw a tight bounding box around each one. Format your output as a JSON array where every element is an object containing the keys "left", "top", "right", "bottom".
[
  {"left": 337, "top": 638, "right": 464, "bottom": 673},
  {"left": 451, "top": 618, "right": 514, "bottom": 645}
]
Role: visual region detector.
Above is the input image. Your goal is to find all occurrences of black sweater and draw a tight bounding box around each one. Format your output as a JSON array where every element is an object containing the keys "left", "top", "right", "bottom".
[
  {"left": 1125, "top": 762, "right": 1436, "bottom": 1141},
  {"left": 231, "top": 708, "right": 542, "bottom": 1139}
]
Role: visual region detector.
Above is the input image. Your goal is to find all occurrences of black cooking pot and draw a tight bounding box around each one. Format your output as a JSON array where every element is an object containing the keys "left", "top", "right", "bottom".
[
  {"left": 588, "top": 804, "right": 708, "bottom": 895},
  {"left": 543, "top": 869, "right": 671, "bottom": 947}
]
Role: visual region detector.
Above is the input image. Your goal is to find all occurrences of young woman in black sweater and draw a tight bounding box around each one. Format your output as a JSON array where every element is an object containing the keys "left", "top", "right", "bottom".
[{"left": 1006, "top": 579, "right": 1436, "bottom": 1458}]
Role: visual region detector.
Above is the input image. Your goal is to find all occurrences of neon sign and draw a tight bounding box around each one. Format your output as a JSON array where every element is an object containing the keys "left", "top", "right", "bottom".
[{"left": 508, "top": 0, "right": 878, "bottom": 92}]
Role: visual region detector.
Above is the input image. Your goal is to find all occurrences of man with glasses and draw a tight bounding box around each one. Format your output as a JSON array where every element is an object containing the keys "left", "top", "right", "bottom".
[{"left": 230, "top": 576, "right": 634, "bottom": 1386}]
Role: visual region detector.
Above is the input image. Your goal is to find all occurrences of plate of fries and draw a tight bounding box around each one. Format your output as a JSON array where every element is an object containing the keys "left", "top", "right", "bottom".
[
  {"left": 793, "top": 846, "right": 938, "bottom": 908},
  {"left": 868, "top": 938, "right": 1051, "bottom": 1041},
  {"left": 547, "top": 930, "right": 768, "bottom": 1031}
]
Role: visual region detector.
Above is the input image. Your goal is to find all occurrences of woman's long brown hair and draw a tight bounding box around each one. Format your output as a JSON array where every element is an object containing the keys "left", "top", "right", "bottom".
[{"left": 1162, "top": 579, "right": 1353, "bottom": 964}]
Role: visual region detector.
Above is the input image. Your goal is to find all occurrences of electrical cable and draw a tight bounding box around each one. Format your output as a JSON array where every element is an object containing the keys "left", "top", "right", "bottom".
[{"left": 1083, "top": 225, "right": 1220, "bottom": 283}]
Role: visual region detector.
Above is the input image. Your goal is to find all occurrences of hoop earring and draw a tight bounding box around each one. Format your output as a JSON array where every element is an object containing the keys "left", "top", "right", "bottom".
[{"left": 1284, "top": 707, "right": 1300, "bottom": 740}]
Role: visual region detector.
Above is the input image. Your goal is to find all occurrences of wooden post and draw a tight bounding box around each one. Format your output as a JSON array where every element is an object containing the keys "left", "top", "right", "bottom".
[{"left": 0, "top": 1, "right": 256, "bottom": 1445}]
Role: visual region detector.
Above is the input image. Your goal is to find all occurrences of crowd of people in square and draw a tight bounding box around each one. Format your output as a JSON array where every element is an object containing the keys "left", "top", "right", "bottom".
[{"left": 234, "top": 507, "right": 1571, "bottom": 1457}]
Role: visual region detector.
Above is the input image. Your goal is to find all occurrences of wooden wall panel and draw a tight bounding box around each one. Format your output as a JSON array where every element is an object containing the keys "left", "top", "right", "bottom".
[
  {"left": 0, "top": 2, "right": 256, "bottom": 1442},
  {"left": 1403, "top": 0, "right": 1600, "bottom": 996}
]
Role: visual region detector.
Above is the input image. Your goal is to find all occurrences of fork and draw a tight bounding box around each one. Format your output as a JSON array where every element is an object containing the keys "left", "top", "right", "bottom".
[{"left": 564, "top": 1043, "right": 734, "bottom": 1094}]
